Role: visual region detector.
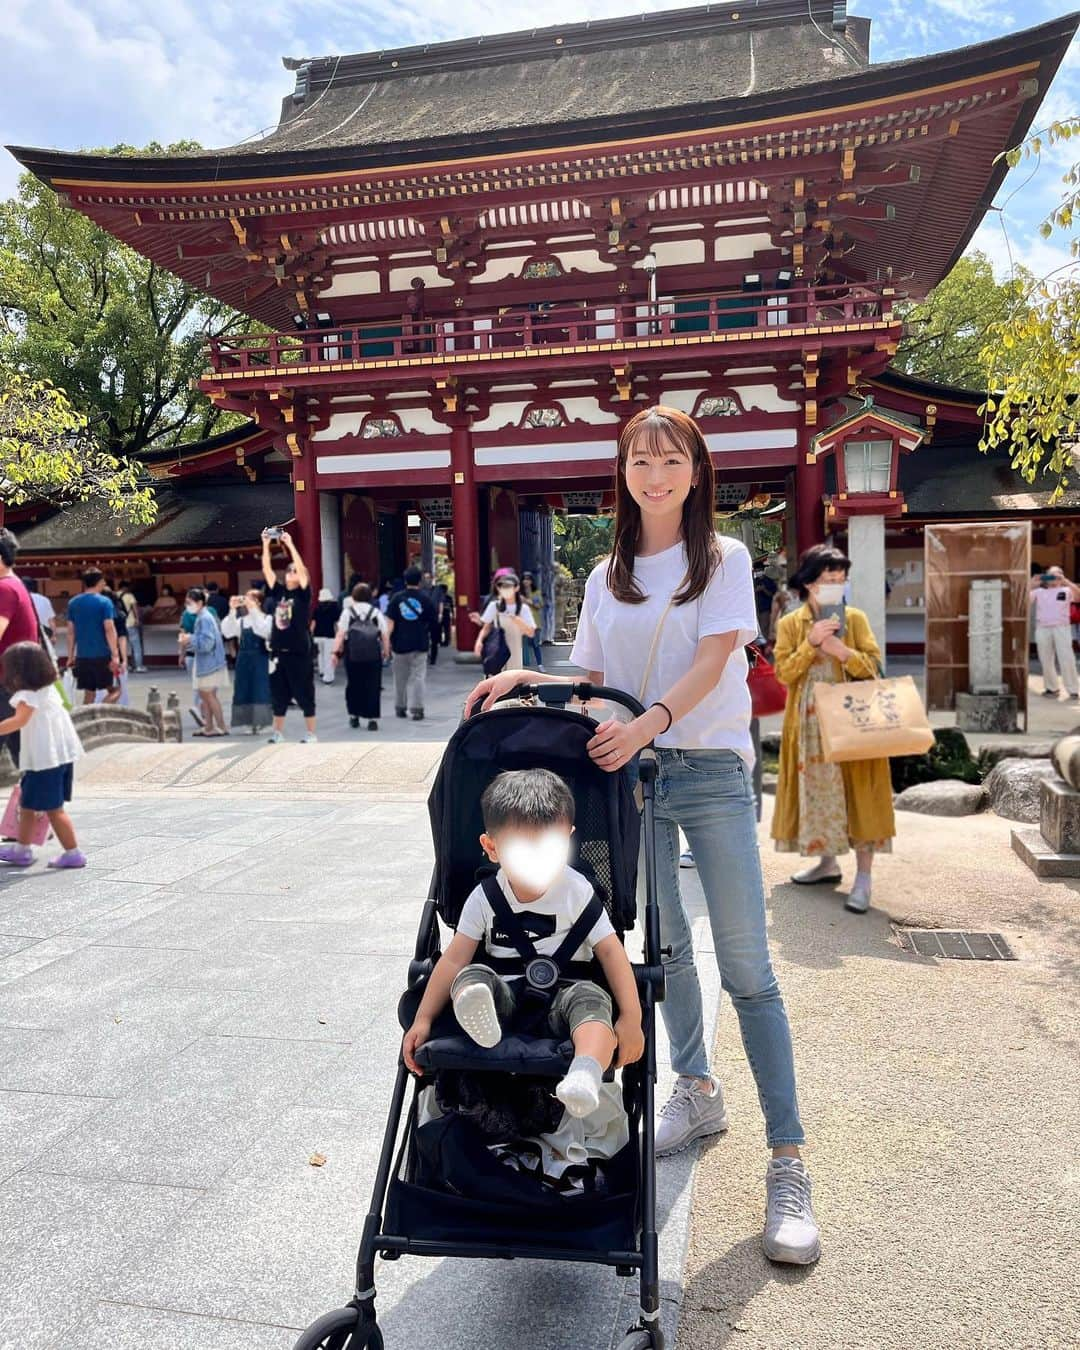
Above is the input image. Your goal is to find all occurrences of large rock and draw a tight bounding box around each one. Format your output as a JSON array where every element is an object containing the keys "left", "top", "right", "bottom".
[
  {"left": 978, "top": 739, "right": 1055, "bottom": 769},
  {"left": 894, "top": 780, "right": 987, "bottom": 816},
  {"left": 984, "top": 758, "right": 1060, "bottom": 823}
]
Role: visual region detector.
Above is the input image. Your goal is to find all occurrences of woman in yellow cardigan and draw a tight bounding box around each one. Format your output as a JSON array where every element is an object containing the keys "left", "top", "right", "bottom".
[{"left": 771, "top": 544, "right": 895, "bottom": 913}]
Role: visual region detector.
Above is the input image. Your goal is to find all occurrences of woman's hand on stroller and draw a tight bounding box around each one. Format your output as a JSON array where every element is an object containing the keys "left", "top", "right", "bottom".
[
  {"left": 614, "top": 1013, "right": 645, "bottom": 1067},
  {"left": 587, "top": 715, "right": 652, "bottom": 773},
  {"left": 402, "top": 1018, "right": 431, "bottom": 1076},
  {"left": 464, "top": 669, "right": 531, "bottom": 715}
]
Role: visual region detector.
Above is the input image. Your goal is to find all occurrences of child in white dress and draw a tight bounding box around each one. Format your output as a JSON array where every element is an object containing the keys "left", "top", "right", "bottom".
[{"left": 0, "top": 641, "right": 85, "bottom": 868}]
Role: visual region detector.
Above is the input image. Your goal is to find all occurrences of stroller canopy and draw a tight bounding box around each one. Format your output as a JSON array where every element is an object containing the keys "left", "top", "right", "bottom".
[{"left": 427, "top": 704, "right": 640, "bottom": 933}]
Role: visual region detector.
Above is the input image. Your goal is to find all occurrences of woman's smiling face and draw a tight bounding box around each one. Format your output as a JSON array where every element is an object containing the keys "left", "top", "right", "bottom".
[{"left": 622, "top": 432, "right": 695, "bottom": 519}]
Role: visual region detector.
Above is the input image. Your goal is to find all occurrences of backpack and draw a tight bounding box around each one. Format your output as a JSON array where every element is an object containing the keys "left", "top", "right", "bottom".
[{"left": 346, "top": 604, "right": 382, "bottom": 664}]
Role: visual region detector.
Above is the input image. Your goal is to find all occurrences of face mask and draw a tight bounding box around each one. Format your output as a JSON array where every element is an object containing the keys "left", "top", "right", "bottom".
[
  {"left": 815, "top": 582, "right": 845, "bottom": 606},
  {"left": 500, "top": 830, "right": 571, "bottom": 893},
  {"left": 185, "top": 602, "right": 198, "bottom": 615}
]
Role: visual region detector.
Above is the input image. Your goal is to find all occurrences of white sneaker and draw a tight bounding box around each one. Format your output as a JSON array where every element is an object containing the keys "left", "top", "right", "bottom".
[
  {"left": 764, "top": 1157, "right": 820, "bottom": 1264},
  {"left": 655, "top": 1075, "right": 729, "bottom": 1156},
  {"left": 300, "top": 733, "right": 319, "bottom": 743},
  {"left": 679, "top": 850, "right": 696, "bottom": 869},
  {"left": 267, "top": 730, "right": 284, "bottom": 744}
]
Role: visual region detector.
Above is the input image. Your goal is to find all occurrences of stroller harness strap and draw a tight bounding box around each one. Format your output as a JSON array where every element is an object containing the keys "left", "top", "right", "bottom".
[{"left": 479, "top": 874, "right": 605, "bottom": 996}]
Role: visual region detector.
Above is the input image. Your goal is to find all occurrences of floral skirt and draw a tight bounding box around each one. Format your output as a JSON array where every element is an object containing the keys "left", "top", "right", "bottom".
[{"left": 774, "top": 661, "right": 892, "bottom": 858}]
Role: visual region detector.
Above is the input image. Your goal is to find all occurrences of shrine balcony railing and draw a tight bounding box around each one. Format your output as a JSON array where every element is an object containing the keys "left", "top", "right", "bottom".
[{"left": 206, "top": 284, "right": 898, "bottom": 380}]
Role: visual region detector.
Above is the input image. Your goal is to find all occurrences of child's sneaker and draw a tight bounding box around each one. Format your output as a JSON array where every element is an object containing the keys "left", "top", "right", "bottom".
[
  {"left": 452, "top": 982, "right": 502, "bottom": 1048},
  {"left": 48, "top": 849, "right": 87, "bottom": 869},
  {"left": 0, "top": 843, "right": 33, "bottom": 866}
]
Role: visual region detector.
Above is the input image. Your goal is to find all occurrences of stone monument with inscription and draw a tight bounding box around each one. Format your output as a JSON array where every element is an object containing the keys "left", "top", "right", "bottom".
[{"left": 955, "top": 578, "right": 1019, "bottom": 733}]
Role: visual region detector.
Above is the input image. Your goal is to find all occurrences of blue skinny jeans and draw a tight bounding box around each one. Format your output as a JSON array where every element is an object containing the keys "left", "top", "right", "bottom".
[{"left": 639, "top": 748, "right": 804, "bottom": 1147}]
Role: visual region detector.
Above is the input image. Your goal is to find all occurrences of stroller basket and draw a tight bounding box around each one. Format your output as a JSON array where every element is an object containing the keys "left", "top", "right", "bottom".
[{"left": 292, "top": 684, "right": 669, "bottom": 1350}]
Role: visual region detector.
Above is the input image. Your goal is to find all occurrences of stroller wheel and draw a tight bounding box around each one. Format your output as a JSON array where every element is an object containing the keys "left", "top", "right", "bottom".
[
  {"left": 292, "top": 1305, "right": 383, "bottom": 1350},
  {"left": 616, "top": 1332, "right": 657, "bottom": 1350}
]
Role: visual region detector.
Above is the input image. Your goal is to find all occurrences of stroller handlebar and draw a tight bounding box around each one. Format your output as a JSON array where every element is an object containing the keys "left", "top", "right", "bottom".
[{"left": 468, "top": 681, "right": 648, "bottom": 721}]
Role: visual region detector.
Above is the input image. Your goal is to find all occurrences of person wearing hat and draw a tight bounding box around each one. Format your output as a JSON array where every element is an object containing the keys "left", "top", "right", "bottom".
[
  {"left": 310, "top": 587, "right": 343, "bottom": 685},
  {"left": 474, "top": 571, "right": 536, "bottom": 672}
]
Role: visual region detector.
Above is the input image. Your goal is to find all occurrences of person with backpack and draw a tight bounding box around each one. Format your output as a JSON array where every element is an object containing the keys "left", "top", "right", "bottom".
[
  {"left": 332, "top": 582, "right": 390, "bottom": 730},
  {"left": 385, "top": 567, "right": 439, "bottom": 720}
]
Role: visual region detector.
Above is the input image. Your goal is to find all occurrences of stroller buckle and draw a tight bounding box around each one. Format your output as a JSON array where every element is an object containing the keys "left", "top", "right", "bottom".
[{"left": 525, "top": 956, "right": 560, "bottom": 991}]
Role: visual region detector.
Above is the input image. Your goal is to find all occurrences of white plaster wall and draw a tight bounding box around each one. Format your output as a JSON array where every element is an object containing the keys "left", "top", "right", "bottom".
[
  {"left": 652, "top": 388, "right": 704, "bottom": 414},
  {"left": 472, "top": 401, "right": 532, "bottom": 432},
  {"left": 639, "top": 239, "right": 706, "bottom": 268},
  {"left": 556, "top": 248, "right": 617, "bottom": 274},
  {"left": 320, "top": 270, "right": 381, "bottom": 298},
  {"left": 388, "top": 264, "right": 453, "bottom": 291},
  {"left": 559, "top": 398, "right": 620, "bottom": 425},
  {"left": 730, "top": 384, "right": 800, "bottom": 413},
  {"left": 714, "top": 231, "right": 773, "bottom": 262}
]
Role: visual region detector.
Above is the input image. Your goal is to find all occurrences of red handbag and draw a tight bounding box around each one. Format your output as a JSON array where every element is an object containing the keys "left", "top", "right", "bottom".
[{"left": 746, "top": 645, "right": 788, "bottom": 718}]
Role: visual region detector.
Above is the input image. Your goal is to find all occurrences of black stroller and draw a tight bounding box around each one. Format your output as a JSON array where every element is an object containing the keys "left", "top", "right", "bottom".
[{"left": 293, "top": 683, "right": 668, "bottom": 1350}]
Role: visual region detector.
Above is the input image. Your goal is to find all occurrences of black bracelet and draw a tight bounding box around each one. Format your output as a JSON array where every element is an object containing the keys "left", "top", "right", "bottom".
[{"left": 650, "top": 700, "right": 674, "bottom": 734}]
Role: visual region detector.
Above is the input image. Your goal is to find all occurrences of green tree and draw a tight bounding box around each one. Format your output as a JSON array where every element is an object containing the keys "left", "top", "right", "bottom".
[
  {"left": 0, "top": 374, "right": 156, "bottom": 524},
  {"left": 894, "top": 252, "right": 1036, "bottom": 389},
  {"left": 979, "top": 119, "right": 1080, "bottom": 493},
  {"left": 0, "top": 143, "right": 244, "bottom": 459},
  {"left": 554, "top": 514, "right": 614, "bottom": 576}
]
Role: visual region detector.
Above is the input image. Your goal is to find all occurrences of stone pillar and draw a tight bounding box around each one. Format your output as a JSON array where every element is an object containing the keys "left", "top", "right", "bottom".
[
  {"left": 319, "top": 492, "right": 342, "bottom": 596},
  {"left": 449, "top": 418, "right": 479, "bottom": 655},
  {"left": 847, "top": 513, "right": 887, "bottom": 666}
]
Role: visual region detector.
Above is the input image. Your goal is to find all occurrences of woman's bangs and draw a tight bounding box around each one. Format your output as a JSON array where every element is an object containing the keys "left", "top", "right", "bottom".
[{"left": 622, "top": 417, "right": 694, "bottom": 463}]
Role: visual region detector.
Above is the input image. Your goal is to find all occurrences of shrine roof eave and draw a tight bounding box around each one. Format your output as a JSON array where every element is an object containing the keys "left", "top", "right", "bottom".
[{"left": 8, "top": 12, "right": 1077, "bottom": 190}]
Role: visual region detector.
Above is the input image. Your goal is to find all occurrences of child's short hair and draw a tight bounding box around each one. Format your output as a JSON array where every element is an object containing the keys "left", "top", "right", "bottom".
[
  {"left": 481, "top": 769, "right": 575, "bottom": 833},
  {"left": 3, "top": 641, "right": 58, "bottom": 693}
]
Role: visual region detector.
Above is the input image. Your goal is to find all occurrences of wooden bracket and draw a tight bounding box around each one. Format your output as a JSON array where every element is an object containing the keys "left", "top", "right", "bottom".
[
  {"left": 436, "top": 375, "right": 459, "bottom": 414},
  {"left": 613, "top": 363, "right": 633, "bottom": 402}
]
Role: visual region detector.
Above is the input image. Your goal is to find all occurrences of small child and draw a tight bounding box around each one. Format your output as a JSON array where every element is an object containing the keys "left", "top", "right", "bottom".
[
  {"left": 403, "top": 768, "right": 643, "bottom": 1118},
  {"left": 0, "top": 641, "right": 85, "bottom": 869}
]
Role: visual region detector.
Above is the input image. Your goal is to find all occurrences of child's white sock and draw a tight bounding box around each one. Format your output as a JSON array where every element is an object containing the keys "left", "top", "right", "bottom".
[
  {"left": 556, "top": 1055, "right": 603, "bottom": 1119},
  {"left": 452, "top": 981, "right": 502, "bottom": 1049}
]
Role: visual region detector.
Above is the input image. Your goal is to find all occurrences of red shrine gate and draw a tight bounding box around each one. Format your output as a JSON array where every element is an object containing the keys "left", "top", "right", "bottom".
[{"left": 8, "top": 3, "right": 1076, "bottom": 650}]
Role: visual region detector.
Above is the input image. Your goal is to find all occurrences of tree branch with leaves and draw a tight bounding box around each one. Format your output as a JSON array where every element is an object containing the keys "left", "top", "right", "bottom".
[{"left": 0, "top": 374, "right": 156, "bottom": 524}]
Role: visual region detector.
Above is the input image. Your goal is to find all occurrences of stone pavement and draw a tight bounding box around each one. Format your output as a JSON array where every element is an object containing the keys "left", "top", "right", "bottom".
[{"left": 0, "top": 788, "right": 719, "bottom": 1349}]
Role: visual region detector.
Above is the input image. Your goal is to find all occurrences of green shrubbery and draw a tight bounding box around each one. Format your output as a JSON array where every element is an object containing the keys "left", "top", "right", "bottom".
[{"left": 890, "top": 728, "right": 983, "bottom": 793}]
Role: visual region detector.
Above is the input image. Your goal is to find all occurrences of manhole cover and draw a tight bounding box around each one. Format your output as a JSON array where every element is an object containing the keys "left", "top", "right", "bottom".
[{"left": 896, "top": 929, "right": 1016, "bottom": 960}]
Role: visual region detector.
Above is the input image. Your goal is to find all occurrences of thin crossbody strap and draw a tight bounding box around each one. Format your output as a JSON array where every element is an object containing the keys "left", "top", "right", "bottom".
[{"left": 636, "top": 573, "right": 688, "bottom": 702}]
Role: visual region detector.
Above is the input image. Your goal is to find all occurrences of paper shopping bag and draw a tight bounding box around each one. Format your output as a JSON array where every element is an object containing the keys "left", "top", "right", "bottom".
[
  {"left": 812, "top": 675, "right": 934, "bottom": 763},
  {"left": 1, "top": 786, "right": 50, "bottom": 845}
]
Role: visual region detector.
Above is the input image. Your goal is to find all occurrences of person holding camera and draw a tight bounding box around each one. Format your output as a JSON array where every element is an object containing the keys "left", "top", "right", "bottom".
[
  {"left": 221, "top": 590, "right": 272, "bottom": 734},
  {"left": 1030, "top": 565, "right": 1080, "bottom": 699},
  {"left": 261, "top": 529, "right": 318, "bottom": 743}
]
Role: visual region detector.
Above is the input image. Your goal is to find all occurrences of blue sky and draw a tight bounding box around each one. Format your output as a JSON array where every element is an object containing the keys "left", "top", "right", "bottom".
[{"left": 3, "top": 1, "right": 1077, "bottom": 285}]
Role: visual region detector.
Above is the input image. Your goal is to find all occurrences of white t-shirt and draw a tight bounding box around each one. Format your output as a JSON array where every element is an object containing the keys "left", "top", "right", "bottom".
[
  {"left": 480, "top": 600, "right": 536, "bottom": 670},
  {"left": 1030, "top": 585, "right": 1071, "bottom": 628},
  {"left": 31, "top": 593, "right": 55, "bottom": 628},
  {"left": 11, "top": 687, "right": 84, "bottom": 772},
  {"left": 570, "top": 535, "right": 758, "bottom": 762},
  {"left": 456, "top": 864, "right": 615, "bottom": 978}
]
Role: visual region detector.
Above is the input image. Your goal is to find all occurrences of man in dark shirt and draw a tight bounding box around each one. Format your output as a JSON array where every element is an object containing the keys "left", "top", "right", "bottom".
[
  {"left": 204, "top": 581, "right": 230, "bottom": 623},
  {"left": 261, "top": 529, "right": 317, "bottom": 743},
  {"left": 385, "top": 566, "right": 438, "bottom": 720},
  {"left": 0, "top": 528, "right": 41, "bottom": 763}
]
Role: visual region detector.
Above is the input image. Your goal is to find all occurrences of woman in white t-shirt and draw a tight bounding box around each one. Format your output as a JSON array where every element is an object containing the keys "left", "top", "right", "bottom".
[
  {"left": 465, "top": 405, "right": 819, "bottom": 1266},
  {"left": 474, "top": 572, "right": 536, "bottom": 671}
]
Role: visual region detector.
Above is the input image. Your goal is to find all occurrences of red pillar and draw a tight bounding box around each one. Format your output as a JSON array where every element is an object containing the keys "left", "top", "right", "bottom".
[
  {"left": 450, "top": 418, "right": 479, "bottom": 653},
  {"left": 794, "top": 439, "right": 826, "bottom": 560},
  {"left": 292, "top": 451, "right": 322, "bottom": 596}
]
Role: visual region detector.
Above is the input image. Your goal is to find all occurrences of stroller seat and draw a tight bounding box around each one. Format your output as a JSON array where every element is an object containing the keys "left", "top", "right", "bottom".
[{"left": 399, "top": 984, "right": 574, "bottom": 1076}]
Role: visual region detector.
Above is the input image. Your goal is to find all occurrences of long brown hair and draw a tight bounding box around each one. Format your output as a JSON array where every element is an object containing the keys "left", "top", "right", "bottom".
[{"left": 606, "top": 405, "right": 719, "bottom": 605}]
